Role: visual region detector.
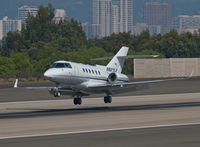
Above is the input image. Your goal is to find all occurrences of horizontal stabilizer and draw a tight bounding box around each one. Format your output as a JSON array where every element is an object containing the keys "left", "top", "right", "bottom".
[{"left": 91, "top": 55, "right": 159, "bottom": 61}]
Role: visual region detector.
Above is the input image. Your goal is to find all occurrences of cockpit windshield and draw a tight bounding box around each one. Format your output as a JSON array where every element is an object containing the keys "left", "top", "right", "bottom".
[{"left": 50, "top": 63, "right": 72, "bottom": 69}]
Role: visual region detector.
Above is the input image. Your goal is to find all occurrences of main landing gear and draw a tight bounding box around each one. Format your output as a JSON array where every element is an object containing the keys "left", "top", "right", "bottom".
[
  {"left": 104, "top": 95, "right": 112, "bottom": 104},
  {"left": 73, "top": 97, "right": 82, "bottom": 105}
]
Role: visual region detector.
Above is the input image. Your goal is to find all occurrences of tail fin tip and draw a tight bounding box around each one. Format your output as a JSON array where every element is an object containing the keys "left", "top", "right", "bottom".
[
  {"left": 14, "top": 79, "right": 18, "bottom": 88},
  {"left": 106, "top": 46, "right": 129, "bottom": 73}
]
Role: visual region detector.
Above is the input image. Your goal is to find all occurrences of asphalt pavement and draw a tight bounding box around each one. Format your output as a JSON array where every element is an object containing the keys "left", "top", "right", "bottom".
[{"left": 0, "top": 124, "right": 200, "bottom": 147}]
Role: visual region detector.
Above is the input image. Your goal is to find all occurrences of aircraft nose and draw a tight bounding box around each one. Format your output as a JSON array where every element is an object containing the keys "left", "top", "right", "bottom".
[{"left": 44, "top": 70, "right": 52, "bottom": 79}]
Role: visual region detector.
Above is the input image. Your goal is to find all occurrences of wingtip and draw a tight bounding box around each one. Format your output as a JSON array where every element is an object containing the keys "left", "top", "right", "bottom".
[
  {"left": 188, "top": 69, "right": 194, "bottom": 79},
  {"left": 14, "top": 79, "right": 18, "bottom": 88},
  {"left": 153, "top": 55, "right": 160, "bottom": 58}
]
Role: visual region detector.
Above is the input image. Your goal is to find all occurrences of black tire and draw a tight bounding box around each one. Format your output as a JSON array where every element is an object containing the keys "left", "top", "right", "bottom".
[
  {"left": 73, "top": 98, "right": 78, "bottom": 105},
  {"left": 78, "top": 98, "right": 82, "bottom": 105},
  {"left": 108, "top": 96, "right": 112, "bottom": 103},
  {"left": 104, "top": 96, "right": 108, "bottom": 103}
]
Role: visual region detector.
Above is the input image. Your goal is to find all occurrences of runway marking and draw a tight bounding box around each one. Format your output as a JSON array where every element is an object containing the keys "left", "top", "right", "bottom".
[{"left": 1, "top": 122, "right": 200, "bottom": 140}]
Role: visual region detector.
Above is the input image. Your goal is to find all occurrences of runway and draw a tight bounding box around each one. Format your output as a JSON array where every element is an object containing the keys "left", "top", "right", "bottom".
[
  {"left": 0, "top": 124, "right": 200, "bottom": 147},
  {"left": 0, "top": 92, "right": 200, "bottom": 146},
  {"left": 0, "top": 79, "right": 200, "bottom": 146}
]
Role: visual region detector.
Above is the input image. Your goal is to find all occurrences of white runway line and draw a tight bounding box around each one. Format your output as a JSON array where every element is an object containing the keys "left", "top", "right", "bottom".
[{"left": 0, "top": 122, "right": 200, "bottom": 140}]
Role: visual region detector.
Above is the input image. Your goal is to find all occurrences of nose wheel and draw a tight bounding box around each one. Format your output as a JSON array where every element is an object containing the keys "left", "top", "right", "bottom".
[
  {"left": 49, "top": 87, "right": 62, "bottom": 98},
  {"left": 73, "top": 97, "right": 82, "bottom": 105},
  {"left": 54, "top": 91, "right": 61, "bottom": 97},
  {"left": 104, "top": 96, "right": 112, "bottom": 103}
]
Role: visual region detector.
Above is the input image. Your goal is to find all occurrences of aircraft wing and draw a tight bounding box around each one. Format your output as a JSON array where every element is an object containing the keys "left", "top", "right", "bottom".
[
  {"left": 87, "top": 70, "right": 194, "bottom": 90},
  {"left": 13, "top": 79, "right": 72, "bottom": 90}
]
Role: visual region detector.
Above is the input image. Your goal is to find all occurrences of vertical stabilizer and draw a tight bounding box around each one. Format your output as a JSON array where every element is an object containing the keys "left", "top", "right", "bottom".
[{"left": 106, "top": 46, "right": 129, "bottom": 73}]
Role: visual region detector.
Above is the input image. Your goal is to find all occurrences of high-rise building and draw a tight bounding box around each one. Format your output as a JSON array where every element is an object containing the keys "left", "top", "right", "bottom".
[
  {"left": 144, "top": 2, "right": 171, "bottom": 35},
  {"left": 176, "top": 15, "right": 200, "bottom": 33},
  {"left": 92, "top": 0, "right": 133, "bottom": 38},
  {"left": 93, "top": 0, "right": 112, "bottom": 38},
  {"left": 0, "top": 17, "right": 21, "bottom": 40},
  {"left": 112, "top": 0, "right": 133, "bottom": 33},
  {"left": 131, "top": 23, "right": 161, "bottom": 36},
  {"left": 18, "top": 5, "right": 38, "bottom": 24},
  {"left": 0, "top": 21, "right": 2, "bottom": 40},
  {"left": 132, "top": 23, "right": 148, "bottom": 36},
  {"left": 54, "top": 9, "right": 67, "bottom": 23},
  {"left": 111, "top": 4, "right": 120, "bottom": 34}
]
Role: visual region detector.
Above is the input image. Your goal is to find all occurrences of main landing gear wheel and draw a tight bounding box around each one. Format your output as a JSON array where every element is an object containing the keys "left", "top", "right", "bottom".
[
  {"left": 104, "top": 96, "right": 112, "bottom": 104},
  {"left": 73, "top": 98, "right": 82, "bottom": 105}
]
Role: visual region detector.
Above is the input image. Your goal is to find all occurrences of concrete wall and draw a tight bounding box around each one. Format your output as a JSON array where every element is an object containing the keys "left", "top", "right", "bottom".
[{"left": 134, "top": 58, "right": 199, "bottom": 79}]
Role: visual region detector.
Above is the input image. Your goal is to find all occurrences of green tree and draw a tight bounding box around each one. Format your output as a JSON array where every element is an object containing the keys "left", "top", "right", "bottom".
[
  {"left": 1, "top": 31, "right": 25, "bottom": 56},
  {"left": 11, "top": 53, "right": 33, "bottom": 77},
  {"left": 0, "top": 57, "right": 16, "bottom": 78}
]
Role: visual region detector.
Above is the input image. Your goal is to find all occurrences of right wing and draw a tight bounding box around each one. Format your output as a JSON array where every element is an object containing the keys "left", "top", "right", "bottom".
[{"left": 87, "top": 69, "right": 194, "bottom": 90}]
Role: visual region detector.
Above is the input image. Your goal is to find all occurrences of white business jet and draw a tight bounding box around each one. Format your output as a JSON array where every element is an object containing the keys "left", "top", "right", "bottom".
[{"left": 14, "top": 47, "right": 193, "bottom": 105}]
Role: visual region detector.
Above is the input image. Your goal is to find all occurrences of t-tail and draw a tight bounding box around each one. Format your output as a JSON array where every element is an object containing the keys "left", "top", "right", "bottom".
[{"left": 106, "top": 46, "right": 129, "bottom": 73}]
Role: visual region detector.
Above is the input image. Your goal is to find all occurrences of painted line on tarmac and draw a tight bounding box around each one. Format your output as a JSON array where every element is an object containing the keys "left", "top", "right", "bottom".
[{"left": 0, "top": 122, "right": 200, "bottom": 140}]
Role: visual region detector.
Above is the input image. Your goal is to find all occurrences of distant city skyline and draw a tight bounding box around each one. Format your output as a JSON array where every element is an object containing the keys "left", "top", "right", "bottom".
[
  {"left": 0, "top": 0, "right": 200, "bottom": 24},
  {"left": 1, "top": 0, "right": 200, "bottom": 39}
]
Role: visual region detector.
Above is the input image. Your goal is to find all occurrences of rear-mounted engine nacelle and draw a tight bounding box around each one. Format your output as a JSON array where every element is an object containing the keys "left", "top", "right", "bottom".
[{"left": 108, "top": 73, "right": 117, "bottom": 83}]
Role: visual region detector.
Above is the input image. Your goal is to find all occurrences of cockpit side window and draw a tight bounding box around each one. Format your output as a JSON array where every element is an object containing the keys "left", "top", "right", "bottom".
[
  {"left": 55, "top": 63, "right": 65, "bottom": 68},
  {"left": 50, "top": 63, "right": 72, "bottom": 69},
  {"left": 50, "top": 63, "right": 57, "bottom": 68}
]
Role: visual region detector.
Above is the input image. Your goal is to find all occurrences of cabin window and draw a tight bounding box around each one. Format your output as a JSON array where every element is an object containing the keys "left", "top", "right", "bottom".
[
  {"left": 98, "top": 71, "right": 101, "bottom": 75},
  {"left": 92, "top": 70, "right": 94, "bottom": 74},
  {"left": 85, "top": 69, "right": 88, "bottom": 73},
  {"left": 95, "top": 70, "right": 98, "bottom": 74},
  {"left": 82, "top": 68, "right": 85, "bottom": 72},
  {"left": 88, "top": 69, "right": 91, "bottom": 73}
]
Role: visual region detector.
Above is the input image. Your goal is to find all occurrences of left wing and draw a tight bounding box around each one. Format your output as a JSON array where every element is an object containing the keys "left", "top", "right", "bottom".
[{"left": 13, "top": 79, "right": 72, "bottom": 90}]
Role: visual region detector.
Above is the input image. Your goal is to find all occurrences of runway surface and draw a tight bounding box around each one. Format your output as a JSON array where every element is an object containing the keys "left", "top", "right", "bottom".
[
  {"left": 0, "top": 92, "right": 200, "bottom": 146},
  {"left": 0, "top": 78, "right": 200, "bottom": 146},
  {"left": 0, "top": 124, "right": 200, "bottom": 147}
]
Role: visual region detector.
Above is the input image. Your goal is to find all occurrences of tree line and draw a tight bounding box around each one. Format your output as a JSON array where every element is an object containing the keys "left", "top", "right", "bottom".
[{"left": 0, "top": 3, "right": 200, "bottom": 78}]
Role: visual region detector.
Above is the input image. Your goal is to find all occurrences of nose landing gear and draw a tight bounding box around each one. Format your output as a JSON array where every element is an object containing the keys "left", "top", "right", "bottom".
[
  {"left": 54, "top": 91, "right": 61, "bottom": 97},
  {"left": 49, "top": 88, "right": 61, "bottom": 97}
]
